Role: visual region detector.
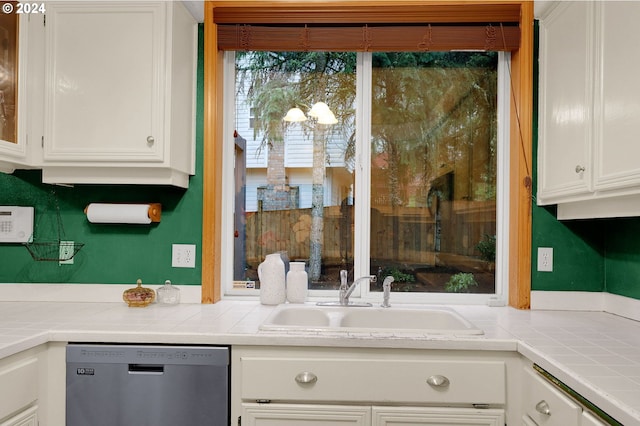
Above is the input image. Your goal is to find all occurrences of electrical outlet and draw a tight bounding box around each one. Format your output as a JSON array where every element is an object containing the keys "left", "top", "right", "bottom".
[
  {"left": 537, "top": 247, "right": 553, "bottom": 272},
  {"left": 172, "top": 244, "right": 196, "bottom": 268},
  {"left": 59, "top": 241, "right": 74, "bottom": 265}
]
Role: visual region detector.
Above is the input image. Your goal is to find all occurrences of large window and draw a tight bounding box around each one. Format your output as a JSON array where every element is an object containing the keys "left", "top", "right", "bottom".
[{"left": 222, "top": 50, "right": 509, "bottom": 304}]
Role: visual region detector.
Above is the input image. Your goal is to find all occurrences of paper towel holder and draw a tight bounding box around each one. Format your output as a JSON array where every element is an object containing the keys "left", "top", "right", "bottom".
[
  {"left": 146, "top": 203, "right": 162, "bottom": 222},
  {"left": 84, "top": 203, "right": 162, "bottom": 223}
]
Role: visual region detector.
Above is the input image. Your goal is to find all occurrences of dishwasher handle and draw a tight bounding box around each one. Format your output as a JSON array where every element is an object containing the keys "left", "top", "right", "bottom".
[{"left": 128, "top": 364, "right": 165, "bottom": 375}]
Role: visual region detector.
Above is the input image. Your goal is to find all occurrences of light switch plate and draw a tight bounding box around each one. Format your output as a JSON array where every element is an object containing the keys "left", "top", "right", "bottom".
[{"left": 537, "top": 247, "right": 553, "bottom": 272}]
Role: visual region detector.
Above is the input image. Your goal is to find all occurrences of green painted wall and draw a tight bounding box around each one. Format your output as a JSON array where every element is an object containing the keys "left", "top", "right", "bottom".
[
  {"left": 0, "top": 25, "right": 204, "bottom": 287},
  {"left": 603, "top": 219, "right": 640, "bottom": 298},
  {"left": 531, "top": 21, "right": 640, "bottom": 300}
]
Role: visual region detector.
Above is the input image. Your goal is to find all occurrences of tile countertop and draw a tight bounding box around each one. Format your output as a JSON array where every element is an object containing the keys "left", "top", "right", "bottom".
[{"left": 0, "top": 301, "right": 639, "bottom": 425}]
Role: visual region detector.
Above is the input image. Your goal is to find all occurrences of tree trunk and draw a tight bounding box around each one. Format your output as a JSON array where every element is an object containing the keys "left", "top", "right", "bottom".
[{"left": 309, "top": 127, "right": 325, "bottom": 281}]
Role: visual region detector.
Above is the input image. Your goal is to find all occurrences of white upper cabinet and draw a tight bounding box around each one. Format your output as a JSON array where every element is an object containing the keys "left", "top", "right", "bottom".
[
  {"left": 537, "top": 1, "right": 594, "bottom": 204},
  {"left": 41, "top": 1, "right": 196, "bottom": 187},
  {"left": 593, "top": 2, "right": 640, "bottom": 192},
  {"left": 538, "top": 1, "right": 640, "bottom": 218},
  {"left": 0, "top": 14, "right": 43, "bottom": 174}
]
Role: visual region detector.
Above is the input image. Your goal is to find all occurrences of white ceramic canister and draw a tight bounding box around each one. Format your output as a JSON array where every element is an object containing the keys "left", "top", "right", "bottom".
[
  {"left": 286, "top": 262, "right": 308, "bottom": 303},
  {"left": 257, "top": 253, "right": 286, "bottom": 305}
]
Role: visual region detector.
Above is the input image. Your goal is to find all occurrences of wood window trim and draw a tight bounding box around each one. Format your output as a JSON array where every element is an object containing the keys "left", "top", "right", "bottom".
[
  {"left": 211, "top": 4, "right": 522, "bottom": 25},
  {"left": 202, "top": 0, "right": 533, "bottom": 309}
]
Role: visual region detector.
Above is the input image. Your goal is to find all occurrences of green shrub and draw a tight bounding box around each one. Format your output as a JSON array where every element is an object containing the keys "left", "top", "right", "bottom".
[
  {"left": 444, "top": 272, "right": 478, "bottom": 293},
  {"left": 475, "top": 234, "right": 496, "bottom": 263},
  {"left": 381, "top": 267, "right": 415, "bottom": 283}
]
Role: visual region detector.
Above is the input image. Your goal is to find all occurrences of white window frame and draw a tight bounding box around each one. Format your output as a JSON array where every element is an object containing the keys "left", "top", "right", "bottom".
[{"left": 221, "top": 51, "right": 510, "bottom": 305}]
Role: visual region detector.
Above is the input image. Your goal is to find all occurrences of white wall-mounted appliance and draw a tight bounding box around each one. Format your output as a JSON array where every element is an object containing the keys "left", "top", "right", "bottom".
[{"left": 0, "top": 206, "right": 34, "bottom": 243}]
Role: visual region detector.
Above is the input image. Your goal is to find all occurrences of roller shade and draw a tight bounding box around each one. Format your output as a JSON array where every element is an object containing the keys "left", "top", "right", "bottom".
[{"left": 213, "top": 4, "right": 522, "bottom": 52}]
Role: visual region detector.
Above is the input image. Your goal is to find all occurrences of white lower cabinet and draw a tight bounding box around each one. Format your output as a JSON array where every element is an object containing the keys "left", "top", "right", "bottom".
[
  {"left": 232, "top": 346, "right": 515, "bottom": 426},
  {"left": 0, "top": 406, "right": 38, "bottom": 426},
  {"left": 372, "top": 406, "right": 504, "bottom": 425},
  {"left": 521, "top": 365, "right": 612, "bottom": 426},
  {"left": 521, "top": 367, "right": 581, "bottom": 425},
  {"left": 242, "top": 404, "right": 504, "bottom": 426},
  {"left": 0, "top": 350, "right": 38, "bottom": 425},
  {"left": 0, "top": 343, "right": 65, "bottom": 426},
  {"left": 242, "top": 403, "right": 371, "bottom": 425}
]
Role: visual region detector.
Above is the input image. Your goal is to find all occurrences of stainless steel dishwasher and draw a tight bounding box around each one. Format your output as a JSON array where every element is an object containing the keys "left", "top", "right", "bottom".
[{"left": 66, "top": 344, "right": 229, "bottom": 426}]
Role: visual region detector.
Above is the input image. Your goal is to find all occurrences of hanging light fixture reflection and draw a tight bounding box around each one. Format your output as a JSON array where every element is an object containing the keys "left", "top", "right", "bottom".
[
  {"left": 316, "top": 110, "right": 338, "bottom": 125},
  {"left": 283, "top": 107, "right": 307, "bottom": 122},
  {"left": 308, "top": 102, "right": 330, "bottom": 118},
  {"left": 283, "top": 102, "right": 337, "bottom": 125},
  {"left": 309, "top": 102, "right": 338, "bottom": 124}
]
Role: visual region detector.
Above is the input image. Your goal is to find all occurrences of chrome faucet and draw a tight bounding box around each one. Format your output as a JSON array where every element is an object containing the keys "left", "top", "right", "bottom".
[
  {"left": 381, "top": 276, "right": 394, "bottom": 308},
  {"left": 339, "top": 270, "right": 376, "bottom": 306}
]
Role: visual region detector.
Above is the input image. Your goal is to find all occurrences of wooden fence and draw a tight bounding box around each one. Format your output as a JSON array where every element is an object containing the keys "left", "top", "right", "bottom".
[{"left": 244, "top": 201, "right": 495, "bottom": 271}]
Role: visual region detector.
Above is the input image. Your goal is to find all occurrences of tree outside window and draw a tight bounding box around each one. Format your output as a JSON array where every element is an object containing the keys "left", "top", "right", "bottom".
[{"left": 233, "top": 51, "right": 498, "bottom": 295}]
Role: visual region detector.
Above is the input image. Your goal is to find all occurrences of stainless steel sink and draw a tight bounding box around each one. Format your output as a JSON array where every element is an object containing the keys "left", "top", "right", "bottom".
[{"left": 259, "top": 305, "right": 483, "bottom": 335}]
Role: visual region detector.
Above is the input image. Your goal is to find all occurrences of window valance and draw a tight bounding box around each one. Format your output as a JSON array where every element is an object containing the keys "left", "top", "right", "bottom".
[{"left": 213, "top": 4, "right": 522, "bottom": 52}]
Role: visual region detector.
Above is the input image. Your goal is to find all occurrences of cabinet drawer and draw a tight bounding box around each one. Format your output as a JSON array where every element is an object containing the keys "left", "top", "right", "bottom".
[
  {"left": 0, "top": 357, "right": 38, "bottom": 420},
  {"left": 522, "top": 368, "right": 581, "bottom": 426},
  {"left": 240, "top": 357, "right": 505, "bottom": 405}
]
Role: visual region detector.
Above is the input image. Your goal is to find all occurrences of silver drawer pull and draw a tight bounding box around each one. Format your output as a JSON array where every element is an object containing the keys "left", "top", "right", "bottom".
[
  {"left": 426, "top": 375, "right": 450, "bottom": 388},
  {"left": 535, "top": 400, "right": 551, "bottom": 415},
  {"left": 147, "top": 136, "right": 155, "bottom": 145},
  {"left": 575, "top": 165, "right": 585, "bottom": 173},
  {"left": 295, "top": 371, "right": 318, "bottom": 384}
]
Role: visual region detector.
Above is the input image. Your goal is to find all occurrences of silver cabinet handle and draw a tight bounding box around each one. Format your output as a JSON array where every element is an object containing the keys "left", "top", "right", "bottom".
[
  {"left": 535, "top": 400, "right": 551, "bottom": 415},
  {"left": 426, "top": 374, "right": 450, "bottom": 387},
  {"left": 147, "top": 136, "right": 155, "bottom": 145},
  {"left": 575, "top": 165, "right": 585, "bottom": 173},
  {"left": 294, "top": 371, "right": 317, "bottom": 384}
]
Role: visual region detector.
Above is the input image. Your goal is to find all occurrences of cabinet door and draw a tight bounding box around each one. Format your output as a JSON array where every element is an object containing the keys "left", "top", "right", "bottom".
[
  {"left": 44, "top": 2, "right": 165, "bottom": 163},
  {"left": 537, "top": 1, "right": 594, "bottom": 204},
  {"left": 522, "top": 369, "right": 581, "bottom": 426},
  {"left": 372, "top": 406, "right": 504, "bottom": 426},
  {"left": 0, "top": 13, "right": 39, "bottom": 173},
  {"left": 593, "top": 2, "right": 640, "bottom": 192},
  {"left": 0, "top": 357, "right": 38, "bottom": 421},
  {"left": 0, "top": 10, "right": 19, "bottom": 146},
  {"left": 0, "top": 406, "right": 38, "bottom": 426},
  {"left": 241, "top": 403, "right": 370, "bottom": 425}
]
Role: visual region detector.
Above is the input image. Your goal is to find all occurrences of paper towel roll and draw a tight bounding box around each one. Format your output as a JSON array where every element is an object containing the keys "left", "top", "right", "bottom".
[{"left": 86, "top": 203, "right": 160, "bottom": 224}]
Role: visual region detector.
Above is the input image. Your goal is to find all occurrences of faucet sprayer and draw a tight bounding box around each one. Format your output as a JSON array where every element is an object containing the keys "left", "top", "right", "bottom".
[{"left": 381, "top": 276, "right": 394, "bottom": 308}]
